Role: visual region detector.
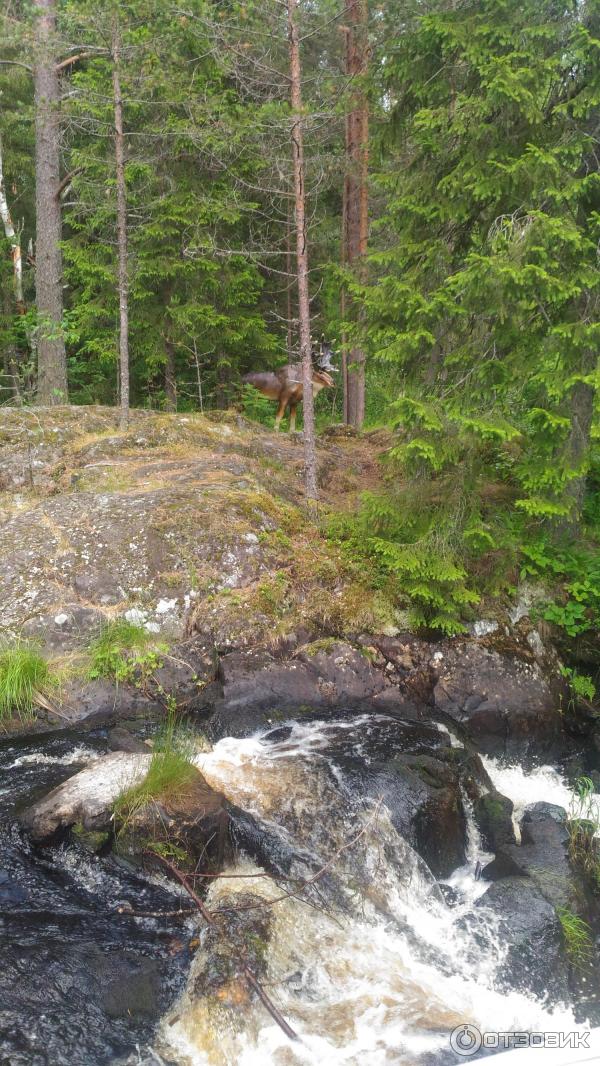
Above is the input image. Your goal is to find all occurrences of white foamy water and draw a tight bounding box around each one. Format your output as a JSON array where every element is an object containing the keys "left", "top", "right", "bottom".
[
  {"left": 443, "top": 793, "right": 493, "bottom": 902},
  {"left": 155, "top": 721, "right": 589, "bottom": 1066},
  {"left": 481, "top": 757, "right": 577, "bottom": 820},
  {"left": 8, "top": 745, "right": 98, "bottom": 769}
]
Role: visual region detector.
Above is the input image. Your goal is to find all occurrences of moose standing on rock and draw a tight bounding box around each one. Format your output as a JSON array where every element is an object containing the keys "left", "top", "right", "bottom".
[{"left": 243, "top": 338, "right": 337, "bottom": 432}]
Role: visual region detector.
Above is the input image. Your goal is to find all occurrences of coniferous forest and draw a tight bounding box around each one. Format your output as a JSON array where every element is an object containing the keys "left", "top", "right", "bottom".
[{"left": 1, "top": 0, "right": 599, "bottom": 663}]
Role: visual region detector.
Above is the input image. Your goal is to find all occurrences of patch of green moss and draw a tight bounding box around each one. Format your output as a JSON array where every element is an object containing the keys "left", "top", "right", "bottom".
[
  {"left": 72, "top": 822, "right": 110, "bottom": 853},
  {"left": 303, "top": 638, "right": 339, "bottom": 657}
]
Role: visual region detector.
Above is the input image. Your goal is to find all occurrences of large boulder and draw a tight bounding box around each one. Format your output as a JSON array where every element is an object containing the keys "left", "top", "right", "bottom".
[
  {"left": 260, "top": 715, "right": 485, "bottom": 880},
  {"left": 20, "top": 748, "right": 230, "bottom": 872},
  {"left": 206, "top": 642, "right": 420, "bottom": 740},
  {"left": 19, "top": 752, "right": 150, "bottom": 841},
  {"left": 474, "top": 876, "right": 569, "bottom": 1002},
  {"left": 483, "top": 802, "right": 577, "bottom": 911},
  {"left": 431, "top": 644, "right": 564, "bottom": 756}
]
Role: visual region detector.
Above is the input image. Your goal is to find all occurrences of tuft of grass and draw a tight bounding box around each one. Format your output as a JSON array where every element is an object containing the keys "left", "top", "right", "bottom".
[
  {"left": 557, "top": 908, "right": 594, "bottom": 967},
  {"left": 88, "top": 618, "right": 165, "bottom": 683},
  {"left": 0, "top": 641, "right": 53, "bottom": 722},
  {"left": 113, "top": 713, "right": 198, "bottom": 828},
  {"left": 567, "top": 776, "right": 600, "bottom": 893}
]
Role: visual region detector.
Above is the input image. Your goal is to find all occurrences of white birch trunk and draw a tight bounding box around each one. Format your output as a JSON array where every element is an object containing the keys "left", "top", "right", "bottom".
[{"left": 0, "top": 133, "right": 24, "bottom": 308}]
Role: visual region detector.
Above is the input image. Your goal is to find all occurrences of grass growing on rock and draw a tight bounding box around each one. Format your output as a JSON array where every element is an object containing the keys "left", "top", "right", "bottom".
[
  {"left": 113, "top": 714, "right": 198, "bottom": 828},
  {"left": 557, "top": 908, "right": 594, "bottom": 967},
  {"left": 88, "top": 619, "right": 166, "bottom": 683},
  {"left": 0, "top": 641, "right": 54, "bottom": 722}
]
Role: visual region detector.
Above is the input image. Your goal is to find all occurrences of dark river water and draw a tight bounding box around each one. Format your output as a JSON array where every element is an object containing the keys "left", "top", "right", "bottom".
[{"left": 0, "top": 728, "right": 190, "bottom": 1066}]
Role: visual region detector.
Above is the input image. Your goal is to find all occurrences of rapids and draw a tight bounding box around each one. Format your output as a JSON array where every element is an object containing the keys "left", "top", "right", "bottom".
[{"left": 156, "top": 718, "right": 592, "bottom": 1066}]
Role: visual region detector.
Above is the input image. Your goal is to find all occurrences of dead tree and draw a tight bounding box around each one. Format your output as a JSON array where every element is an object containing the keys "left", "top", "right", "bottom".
[{"left": 33, "top": 0, "right": 68, "bottom": 404}]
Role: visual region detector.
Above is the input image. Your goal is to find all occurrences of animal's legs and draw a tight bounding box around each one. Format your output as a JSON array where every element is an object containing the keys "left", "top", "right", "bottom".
[
  {"left": 274, "top": 397, "right": 287, "bottom": 431},
  {"left": 289, "top": 404, "right": 297, "bottom": 433}
]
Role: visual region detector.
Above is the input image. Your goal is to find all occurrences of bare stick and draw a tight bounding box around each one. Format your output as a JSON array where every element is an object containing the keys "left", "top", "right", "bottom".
[{"left": 149, "top": 852, "right": 299, "bottom": 1042}]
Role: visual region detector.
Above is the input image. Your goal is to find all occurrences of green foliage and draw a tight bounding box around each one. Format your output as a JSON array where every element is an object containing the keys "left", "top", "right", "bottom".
[
  {"left": 358, "top": 0, "right": 600, "bottom": 633},
  {"left": 521, "top": 542, "right": 600, "bottom": 638},
  {"left": 0, "top": 641, "right": 53, "bottom": 722},
  {"left": 561, "top": 667, "right": 596, "bottom": 703},
  {"left": 242, "top": 383, "right": 276, "bottom": 426},
  {"left": 567, "top": 777, "right": 600, "bottom": 893},
  {"left": 88, "top": 619, "right": 166, "bottom": 683},
  {"left": 557, "top": 908, "right": 594, "bottom": 968}
]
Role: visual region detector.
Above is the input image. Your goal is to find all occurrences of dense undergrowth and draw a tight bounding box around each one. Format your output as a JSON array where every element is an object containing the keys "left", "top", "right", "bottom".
[{"left": 326, "top": 395, "right": 599, "bottom": 678}]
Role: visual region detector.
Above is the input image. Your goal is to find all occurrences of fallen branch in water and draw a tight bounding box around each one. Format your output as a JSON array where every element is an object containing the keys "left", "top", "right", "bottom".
[
  {"left": 114, "top": 902, "right": 196, "bottom": 919},
  {"left": 149, "top": 851, "right": 299, "bottom": 1043},
  {"left": 213, "top": 796, "right": 385, "bottom": 917}
]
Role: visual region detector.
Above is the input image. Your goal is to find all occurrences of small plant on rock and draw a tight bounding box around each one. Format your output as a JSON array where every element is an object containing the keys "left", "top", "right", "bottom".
[
  {"left": 567, "top": 776, "right": 600, "bottom": 890},
  {"left": 557, "top": 908, "right": 594, "bottom": 968},
  {"left": 0, "top": 640, "right": 55, "bottom": 722},
  {"left": 88, "top": 618, "right": 167, "bottom": 684},
  {"left": 113, "top": 712, "right": 198, "bottom": 829}
]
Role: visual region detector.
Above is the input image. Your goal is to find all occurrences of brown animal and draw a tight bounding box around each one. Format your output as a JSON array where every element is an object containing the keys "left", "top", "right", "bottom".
[{"left": 243, "top": 361, "right": 335, "bottom": 432}]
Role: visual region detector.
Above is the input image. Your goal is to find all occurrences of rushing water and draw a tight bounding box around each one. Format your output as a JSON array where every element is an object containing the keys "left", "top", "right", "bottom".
[
  {"left": 0, "top": 729, "right": 194, "bottom": 1066},
  {"left": 156, "top": 719, "right": 590, "bottom": 1066},
  {"left": 1, "top": 717, "right": 597, "bottom": 1065}
]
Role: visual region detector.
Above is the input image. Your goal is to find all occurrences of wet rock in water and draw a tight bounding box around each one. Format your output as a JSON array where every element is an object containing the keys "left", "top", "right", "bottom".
[
  {"left": 206, "top": 642, "right": 420, "bottom": 740},
  {"left": 164, "top": 882, "right": 276, "bottom": 1049},
  {"left": 398, "top": 751, "right": 469, "bottom": 878},
  {"left": 19, "top": 752, "right": 151, "bottom": 842},
  {"left": 107, "top": 727, "right": 152, "bottom": 754},
  {"left": 474, "top": 790, "right": 516, "bottom": 852},
  {"left": 71, "top": 822, "right": 110, "bottom": 853},
  {"left": 483, "top": 802, "right": 577, "bottom": 911},
  {"left": 431, "top": 644, "right": 564, "bottom": 757},
  {"left": 281, "top": 715, "right": 480, "bottom": 879},
  {"left": 116, "top": 769, "right": 230, "bottom": 872},
  {"left": 474, "top": 876, "right": 569, "bottom": 1002},
  {"left": 190, "top": 891, "right": 272, "bottom": 1003},
  {"left": 20, "top": 746, "right": 230, "bottom": 872},
  {"left": 88, "top": 948, "right": 163, "bottom": 1019}
]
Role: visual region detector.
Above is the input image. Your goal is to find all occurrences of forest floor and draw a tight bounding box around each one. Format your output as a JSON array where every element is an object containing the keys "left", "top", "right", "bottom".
[{"left": 0, "top": 406, "right": 396, "bottom": 676}]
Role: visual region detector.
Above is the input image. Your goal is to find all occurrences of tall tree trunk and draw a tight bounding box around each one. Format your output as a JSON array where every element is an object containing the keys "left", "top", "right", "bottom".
[
  {"left": 164, "top": 337, "right": 177, "bottom": 412},
  {"left": 344, "top": 0, "right": 368, "bottom": 429},
  {"left": 287, "top": 0, "right": 318, "bottom": 502},
  {"left": 112, "top": 17, "right": 129, "bottom": 430},
  {"left": 286, "top": 199, "right": 294, "bottom": 360},
  {"left": 340, "top": 146, "right": 349, "bottom": 424},
  {"left": 33, "top": 0, "right": 68, "bottom": 404}
]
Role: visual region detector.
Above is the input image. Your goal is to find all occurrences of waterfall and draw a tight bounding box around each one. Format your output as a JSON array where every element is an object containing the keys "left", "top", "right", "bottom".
[{"left": 155, "top": 718, "right": 588, "bottom": 1066}]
